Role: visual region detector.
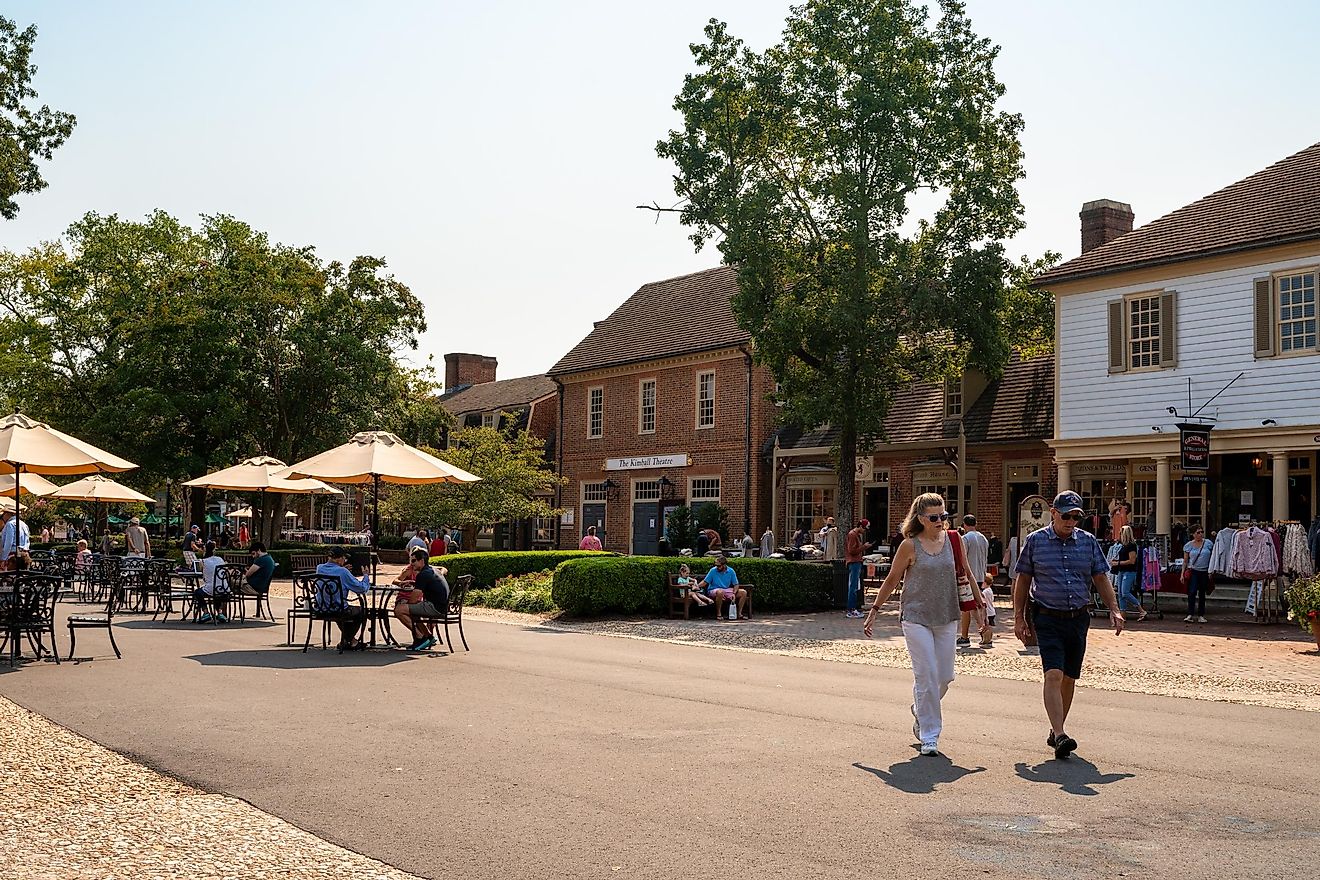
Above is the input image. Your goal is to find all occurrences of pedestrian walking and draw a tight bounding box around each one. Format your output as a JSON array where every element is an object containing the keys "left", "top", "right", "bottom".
[
  {"left": 957, "top": 514, "right": 990, "bottom": 647},
  {"left": 1182, "top": 525, "right": 1213, "bottom": 623},
  {"left": 863, "top": 493, "right": 979, "bottom": 756},
  {"left": 1012, "top": 491, "right": 1124, "bottom": 760}
]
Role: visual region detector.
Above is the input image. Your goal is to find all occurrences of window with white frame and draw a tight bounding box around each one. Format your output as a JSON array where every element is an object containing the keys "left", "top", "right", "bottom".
[
  {"left": 689, "top": 477, "right": 721, "bottom": 504},
  {"left": 639, "top": 379, "right": 656, "bottom": 434},
  {"left": 634, "top": 480, "right": 661, "bottom": 501},
  {"left": 1132, "top": 479, "right": 1203, "bottom": 527},
  {"left": 319, "top": 502, "right": 337, "bottom": 531},
  {"left": 337, "top": 486, "right": 358, "bottom": 531},
  {"left": 1128, "top": 294, "right": 1162, "bottom": 369},
  {"left": 1278, "top": 271, "right": 1317, "bottom": 353},
  {"left": 786, "top": 487, "right": 834, "bottom": 532},
  {"left": 583, "top": 481, "right": 609, "bottom": 502},
  {"left": 696, "top": 371, "right": 715, "bottom": 428},
  {"left": 481, "top": 412, "right": 496, "bottom": 429},
  {"left": 944, "top": 377, "right": 963, "bottom": 419},
  {"left": 915, "top": 482, "right": 974, "bottom": 516},
  {"left": 587, "top": 387, "right": 603, "bottom": 438}
]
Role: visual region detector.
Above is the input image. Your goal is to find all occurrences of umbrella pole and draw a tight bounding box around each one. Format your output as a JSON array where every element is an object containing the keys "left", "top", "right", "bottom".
[
  {"left": 9, "top": 465, "right": 19, "bottom": 568},
  {"left": 372, "top": 473, "right": 380, "bottom": 586}
]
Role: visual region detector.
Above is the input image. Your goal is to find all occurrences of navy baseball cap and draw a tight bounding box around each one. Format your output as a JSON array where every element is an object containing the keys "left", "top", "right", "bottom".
[{"left": 1051, "top": 491, "right": 1085, "bottom": 514}]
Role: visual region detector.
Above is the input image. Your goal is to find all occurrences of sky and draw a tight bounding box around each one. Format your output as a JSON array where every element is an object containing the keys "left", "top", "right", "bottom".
[{"left": 3, "top": 1, "right": 1319, "bottom": 382}]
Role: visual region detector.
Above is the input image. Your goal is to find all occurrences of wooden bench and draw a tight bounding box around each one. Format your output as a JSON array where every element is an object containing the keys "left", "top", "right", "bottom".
[{"left": 667, "top": 573, "right": 754, "bottom": 620}]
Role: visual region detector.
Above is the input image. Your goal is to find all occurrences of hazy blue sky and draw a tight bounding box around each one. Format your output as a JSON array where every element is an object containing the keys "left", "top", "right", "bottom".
[{"left": 3, "top": 1, "right": 1318, "bottom": 381}]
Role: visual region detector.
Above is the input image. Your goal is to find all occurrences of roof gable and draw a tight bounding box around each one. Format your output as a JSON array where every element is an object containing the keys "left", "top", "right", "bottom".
[
  {"left": 1036, "top": 141, "right": 1320, "bottom": 286},
  {"left": 549, "top": 266, "right": 748, "bottom": 376}
]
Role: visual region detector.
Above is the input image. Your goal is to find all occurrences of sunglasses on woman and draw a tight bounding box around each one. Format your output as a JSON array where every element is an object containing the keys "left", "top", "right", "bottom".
[{"left": 923, "top": 512, "right": 951, "bottom": 523}]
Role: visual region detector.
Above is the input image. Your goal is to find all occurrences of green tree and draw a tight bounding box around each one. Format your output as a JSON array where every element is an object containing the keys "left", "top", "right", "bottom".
[
  {"left": 0, "top": 211, "right": 427, "bottom": 497},
  {"left": 657, "top": 0, "right": 1033, "bottom": 533},
  {"left": 381, "top": 425, "right": 563, "bottom": 532},
  {"left": 0, "top": 16, "right": 76, "bottom": 219}
]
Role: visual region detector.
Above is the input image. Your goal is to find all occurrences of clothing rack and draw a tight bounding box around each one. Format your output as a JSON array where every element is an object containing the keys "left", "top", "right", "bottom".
[{"left": 1220, "top": 520, "right": 1298, "bottom": 624}]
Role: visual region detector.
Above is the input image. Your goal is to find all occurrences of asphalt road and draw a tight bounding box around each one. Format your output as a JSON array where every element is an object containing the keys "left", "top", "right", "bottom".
[{"left": 2, "top": 608, "right": 1316, "bottom": 879}]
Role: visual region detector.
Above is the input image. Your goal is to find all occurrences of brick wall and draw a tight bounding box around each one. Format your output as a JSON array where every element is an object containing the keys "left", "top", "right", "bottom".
[{"left": 556, "top": 351, "right": 778, "bottom": 552}]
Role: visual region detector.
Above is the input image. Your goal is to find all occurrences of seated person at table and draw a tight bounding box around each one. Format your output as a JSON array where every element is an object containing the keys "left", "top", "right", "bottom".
[
  {"left": 697, "top": 554, "right": 747, "bottom": 620},
  {"left": 394, "top": 547, "right": 449, "bottom": 651},
  {"left": 242, "top": 541, "right": 276, "bottom": 596},
  {"left": 196, "top": 541, "right": 228, "bottom": 623},
  {"left": 315, "top": 546, "right": 371, "bottom": 650},
  {"left": 74, "top": 539, "right": 93, "bottom": 572}
]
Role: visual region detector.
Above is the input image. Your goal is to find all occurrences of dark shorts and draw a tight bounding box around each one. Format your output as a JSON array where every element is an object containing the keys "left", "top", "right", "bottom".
[{"left": 1031, "top": 606, "right": 1089, "bottom": 679}]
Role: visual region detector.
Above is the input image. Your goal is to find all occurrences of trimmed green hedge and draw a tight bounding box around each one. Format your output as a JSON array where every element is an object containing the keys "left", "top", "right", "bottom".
[
  {"left": 551, "top": 556, "right": 831, "bottom": 617},
  {"left": 432, "top": 550, "right": 614, "bottom": 588},
  {"left": 468, "top": 570, "right": 557, "bottom": 614}
]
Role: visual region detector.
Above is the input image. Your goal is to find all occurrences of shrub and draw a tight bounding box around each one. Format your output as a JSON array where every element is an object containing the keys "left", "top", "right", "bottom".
[
  {"left": 1285, "top": 574, "right": 1320, "bottom": 633},
  {"left": 468, "top": 570, "right": 556, "bottom": 614},
  {"left": 434, "top": 550, "right": 613, "bottom": 588},
  {"left": 551, "top": 556, "right": 831, "bottom": 617}
]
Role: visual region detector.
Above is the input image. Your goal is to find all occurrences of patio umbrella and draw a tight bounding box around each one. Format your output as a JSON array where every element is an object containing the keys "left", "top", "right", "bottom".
[
  {"left": 285, "top": 431, "right": 480, "bottom": 579},
  {"left": 47, "top": 474, "right": 155, "bottom": 540},
  {"left": 0, "top": 498, "right": 26, "bottom": 513},
  {"left": 183, "top": 456, "right": 341, "bottom": 543},
  {"left": 227, "top": 507, "right": 253, "bottom": 519},
  {"left": 0, "top": 473, "right": 60, "bottom": 497},
  {"left": 0, "top": 413, "right": 138, "bottom": 562}
]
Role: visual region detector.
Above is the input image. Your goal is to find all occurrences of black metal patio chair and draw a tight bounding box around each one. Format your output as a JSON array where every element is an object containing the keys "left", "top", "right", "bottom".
[
  {"left": 67, "top": 581, "right": 125, "bottom": 660},
  {"left": 1, "top": 574, "right": 61, "bottom": 665}
]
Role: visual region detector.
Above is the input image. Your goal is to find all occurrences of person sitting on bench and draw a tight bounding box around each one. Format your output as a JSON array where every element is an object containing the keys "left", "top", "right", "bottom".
[{"left": 698, "top": 554, "right": 747, "bottom": 620}]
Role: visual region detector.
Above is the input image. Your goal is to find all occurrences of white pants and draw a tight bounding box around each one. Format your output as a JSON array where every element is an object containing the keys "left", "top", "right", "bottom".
[{"left": 902, "top": 619, "right": 958, "bottom": 747}]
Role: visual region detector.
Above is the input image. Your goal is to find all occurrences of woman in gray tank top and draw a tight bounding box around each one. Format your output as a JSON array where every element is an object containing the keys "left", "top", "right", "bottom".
[{"left": 863, "top": 492, "right": 976, "bottom": 756}]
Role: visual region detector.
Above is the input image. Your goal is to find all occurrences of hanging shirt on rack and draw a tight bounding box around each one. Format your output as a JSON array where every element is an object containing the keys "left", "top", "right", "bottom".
[
  {"left": 1282, "top": 522, "right": 1315, "bottom": 578},
  {"left": 1230, "top": 527, "right": 1278, "bottom": 580},
  {"left": 1209, "top": 528, "right": 1238, "bottom": 575}
]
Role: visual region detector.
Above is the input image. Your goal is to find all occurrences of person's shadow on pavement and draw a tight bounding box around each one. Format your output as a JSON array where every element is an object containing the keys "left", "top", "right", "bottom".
[
  {"left": 1014, "top": 757, "right": 1135, "bottom": 796},
  {"left": 854, "top": 754, "right": 986, "bottom": 794}
]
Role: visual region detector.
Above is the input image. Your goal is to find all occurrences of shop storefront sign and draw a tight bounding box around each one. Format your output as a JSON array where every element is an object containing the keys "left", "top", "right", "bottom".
[
  {"left": 912, "top": 465, "right": 955, "bottom": 483},
  {"left": 603, "top": 453, "right": 689, "bottom": 471},
  {"left": 854, "top": 457, "right": 874, "bottom": 482},
  {"left": 1070, "top": 462, "right": 1126, "bottom": 478}
]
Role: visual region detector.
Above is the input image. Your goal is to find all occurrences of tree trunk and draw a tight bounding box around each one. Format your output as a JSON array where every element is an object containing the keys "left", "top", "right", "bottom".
[{"left": 836, "top": 419, "right": 857, "bottom": 540}]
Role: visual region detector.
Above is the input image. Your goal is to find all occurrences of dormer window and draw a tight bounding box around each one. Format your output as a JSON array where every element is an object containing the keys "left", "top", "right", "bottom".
[
  {"left": 944, "top": 377, "right": 963, "bottom": 419},
  {"left": 481, "top": 412, "right": 496, "bottom": 429}
]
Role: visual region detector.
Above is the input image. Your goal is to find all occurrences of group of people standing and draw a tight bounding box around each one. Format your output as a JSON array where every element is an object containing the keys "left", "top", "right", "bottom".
[{"left": 863, "top": 490, "right": 1125, "bottom": 760}]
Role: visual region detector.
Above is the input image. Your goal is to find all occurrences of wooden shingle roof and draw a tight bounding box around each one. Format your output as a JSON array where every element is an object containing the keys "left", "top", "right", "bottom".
[
  {"left": 548, "top": 266, "right": 748, "bottom": 376},
  {"left": 440, "top": 374, "right": 556, "bottom": 418},
  {"left": 1036, "top": 141, "right": 1320, "bottom": 286}
]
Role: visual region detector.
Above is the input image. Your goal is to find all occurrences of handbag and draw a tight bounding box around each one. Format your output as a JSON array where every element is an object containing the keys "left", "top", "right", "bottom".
[{"left": 948, "top": 531, "right": 978, "bottom": 611}]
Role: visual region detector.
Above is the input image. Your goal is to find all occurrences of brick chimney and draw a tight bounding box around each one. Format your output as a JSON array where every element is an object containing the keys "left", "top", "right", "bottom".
[
  {"left": 444, "top": 353, "right": 497, "bottom": 390},
  {"left": 1080, "top": 199, "right": 1134, "bottom": 253}
]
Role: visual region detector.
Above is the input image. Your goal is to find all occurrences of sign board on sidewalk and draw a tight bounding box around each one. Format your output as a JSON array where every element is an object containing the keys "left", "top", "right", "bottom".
[{"left": 1018, "top": 494, "right": 1050, "bottom": 542}]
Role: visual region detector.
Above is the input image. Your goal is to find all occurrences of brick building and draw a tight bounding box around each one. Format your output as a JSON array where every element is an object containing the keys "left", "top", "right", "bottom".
[
  {"left": 772, "top": 355, "right": 1056, "bottom": 549},
  {"left": 548, "top": 266, "right": 780, "bottom": 553}
]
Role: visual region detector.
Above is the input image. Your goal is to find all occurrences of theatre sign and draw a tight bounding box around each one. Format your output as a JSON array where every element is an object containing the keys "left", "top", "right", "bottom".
[{"left": 603, "top": 453, "right": 690, "bottom": 471}]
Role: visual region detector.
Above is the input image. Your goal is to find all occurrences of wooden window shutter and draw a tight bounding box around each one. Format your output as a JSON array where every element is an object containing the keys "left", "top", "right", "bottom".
[
  {"left": 1253, "top": 277, "right": 1275, "bottom": 358},
  {"left": 1158, "top": 291, "right": 1177, "bottom": 368},
  {"left": 1107, "top": 300, "right": 1127, "bottom": 373}
]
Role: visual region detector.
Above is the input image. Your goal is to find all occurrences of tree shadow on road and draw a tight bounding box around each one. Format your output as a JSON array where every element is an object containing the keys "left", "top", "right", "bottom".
[
  {"left": 854, "top": 754, "right": 986, "bottom": 794},
  {"left": 1014, "top": 757, "right": 1135, "bottom": 796}
]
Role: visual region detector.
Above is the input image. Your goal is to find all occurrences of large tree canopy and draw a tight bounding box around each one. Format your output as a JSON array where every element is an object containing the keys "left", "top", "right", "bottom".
[
  {"left": 0, "top": 16, "right": 75, "bottom": 220},
  {"left": 657, "top": 0, "right": 1037, "bottom": 530},
  {"left": 0, "top": 210, "right": 443, "bottom": 497}
]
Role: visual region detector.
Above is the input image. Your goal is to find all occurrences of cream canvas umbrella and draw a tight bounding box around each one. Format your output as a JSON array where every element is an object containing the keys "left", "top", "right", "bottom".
[
  {"left": 184, "top": 456, "right": 341, "bottom": 543},
  {"left": 0, "top": 473, "right": 59, "bottom": 498},
  {"left": 286, "top": 431, "right": 480, "bottom": 575},
  {"left": 46, "top": 475, "right": 156, "bottom": 543},
  {"left": 0, "top": 413, "right": 138, "bottom": 561}
]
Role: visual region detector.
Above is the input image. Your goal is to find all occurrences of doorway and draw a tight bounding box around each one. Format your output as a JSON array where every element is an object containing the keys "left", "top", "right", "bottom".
[
  {"left": 863, "top": 486, "right": 888, "bottom": 544},
  {"left": 582, "top": 503, "right": 606, "bottom": 545},
  {"left": 631, "top": 502, "right": 659, "bottom": 556}
]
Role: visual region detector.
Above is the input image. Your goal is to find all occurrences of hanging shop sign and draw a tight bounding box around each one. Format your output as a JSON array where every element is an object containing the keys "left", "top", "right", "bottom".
[
  {"left": 854, "top": 457, "right": 874, "bottom": 483},
  {"left": 1177, "top": 423, "right": 1211, "bottom": 483},
  {"left": 1018, "top": 494, "right": 1050, "bottom": 542}
]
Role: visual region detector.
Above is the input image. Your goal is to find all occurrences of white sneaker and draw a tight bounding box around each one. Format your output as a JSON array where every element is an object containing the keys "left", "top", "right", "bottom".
[
  {"left": 1197, "top": 616, "right": 1208, "bottom": 623},
  {"left": 919, "top": 744, "right": 939, "bottom": 757},
  {"left": 1183, "top": 615, "right": 1194, "bottom": 622}
]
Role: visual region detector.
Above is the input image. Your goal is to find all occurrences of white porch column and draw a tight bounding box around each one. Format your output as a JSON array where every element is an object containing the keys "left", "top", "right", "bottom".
[
  {"left": 1056, "top": 459, "right": 1072, "bottom": 497},
  {"left": 1154, "top": 457, "right": 1171, "bottom": 536},
  {"left": 1272, "top": 452, "right": 1289, "bottom": 522}
]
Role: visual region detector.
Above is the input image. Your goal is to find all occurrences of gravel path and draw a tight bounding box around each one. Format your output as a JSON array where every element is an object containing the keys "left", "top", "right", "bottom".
[
  {"left": 0, "top": 696, "right": 421, "bottom": 880},
  {"left": 465, "top": 608, "right": 1320, "bottom": 712}
]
